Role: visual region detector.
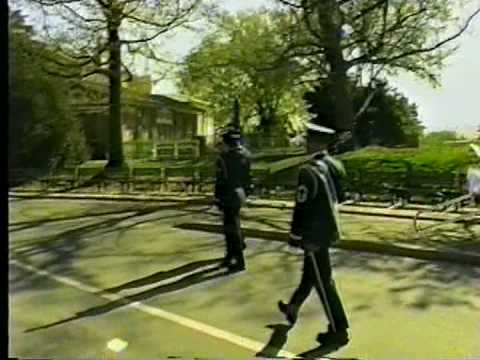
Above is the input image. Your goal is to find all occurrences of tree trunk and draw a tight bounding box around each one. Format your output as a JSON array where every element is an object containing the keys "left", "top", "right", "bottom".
[
  {"left": 256, "top": 101, "right": 268, "bottom": 133},
  {"left": 317, "top": 1, "right": 358, "bottom": 147},
  {"left": 232, "top": 98, "right": 240, "bottom": 128},
  {"left": 106, "top": 22, "right": 124, "bottom": 168}
]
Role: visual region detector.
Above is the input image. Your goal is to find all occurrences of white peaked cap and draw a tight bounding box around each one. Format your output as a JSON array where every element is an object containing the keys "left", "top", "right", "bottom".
[
  {"left": 306, "top": 122, "right": 336, "bottom": 134},
  {"left": 470, "top": 143, "right": 480, "bottom": 159}
]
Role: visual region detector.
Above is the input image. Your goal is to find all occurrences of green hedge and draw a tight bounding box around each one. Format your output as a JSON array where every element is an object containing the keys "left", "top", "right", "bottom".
[
  {"left": 339, "top": 145, "right": 476, "bottom": 174},
  {"left": 254, "top": 145, "right": 478, "bottom": 195},
  {"left": 338, "top": 145, "right": 478, "bottom": 195},
  {"left": 59, "top": 144, "right": 477, "bottom": 197}
]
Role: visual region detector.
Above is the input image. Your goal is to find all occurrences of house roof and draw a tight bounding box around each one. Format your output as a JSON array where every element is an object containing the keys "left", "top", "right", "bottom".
[
  {"left": 160, "top": 94, "right": 210, "bottom": 109},
  {"left": 70, "top": 77, "right": 209, "bottom": 116},
  {"left": 151, "top": 94, "right": 209, "bottom": 114}
]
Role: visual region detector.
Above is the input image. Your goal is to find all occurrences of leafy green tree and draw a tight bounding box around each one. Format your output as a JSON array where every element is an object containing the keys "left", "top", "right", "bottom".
[
  {"left": 304, "top": 81, "right": 424, "bottom": 149},
  {"left": 277, "top": 0, "right": 480, "bottom": 143},
  {"left": 9, "top": 10, "right": 89, "bottom": 169},
  {"left": 177, "top": 11, "right": 309, "bottom": 137},
  {"left": 16, "top": 0, "right": 204, "bottom": 167},
  {"left": 355, "top": 84, "right": 424, "bottom": 148}
]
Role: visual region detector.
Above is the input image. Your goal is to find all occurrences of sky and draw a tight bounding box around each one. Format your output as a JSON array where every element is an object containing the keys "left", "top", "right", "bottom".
[
  {"left": 152, "top": 0, "right": 480, "bottom": 135},
  {"left": 389, "top": 25, "right": 480, "bottom": 135}
]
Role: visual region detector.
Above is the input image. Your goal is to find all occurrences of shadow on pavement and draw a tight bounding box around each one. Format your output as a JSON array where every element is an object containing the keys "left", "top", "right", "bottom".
[
  {"left": 10, "top": 199, "right": 480, "bottom": 321},
  {"left": 297, "top": 342, "right": 360, "bottom": 359},
  {"left": 371, "top": 224, "right": 480, "bottom": 255},
  {"left": 24, "top": 258, "right": 230, "bottom": 333},
  {"left": 255, "top": 323, "right": 292, "bottom": 358},
  {"left": 9, "top": 202, "right": 211, "bottom": 233},
  {"left": 333, "top": 250, "right": 480, "bottom": 311},
  {"left": 10, "top": 202, "right": 219, "bottom": 294},
  {"left": 242, "top": 213, "right": 289, "bottom": 232},
  {"left": 99, "top": 258, "right": 223, "bottom": 293}
]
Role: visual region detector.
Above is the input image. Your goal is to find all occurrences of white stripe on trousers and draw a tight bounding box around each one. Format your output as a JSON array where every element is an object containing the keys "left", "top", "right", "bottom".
[{"left": 307, "top": 251, "right": 337, "bottom": 333}]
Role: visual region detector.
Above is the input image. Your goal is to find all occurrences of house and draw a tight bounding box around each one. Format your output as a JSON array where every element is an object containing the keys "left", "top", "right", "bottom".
[{"left": 70, "top": 75, "right": 214, "bottom": 160}]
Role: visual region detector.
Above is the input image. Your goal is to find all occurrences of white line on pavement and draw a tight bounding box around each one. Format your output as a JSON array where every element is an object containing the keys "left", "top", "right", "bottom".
[{"left": 10, "top": 259, "right": 299, "bottom": 359}]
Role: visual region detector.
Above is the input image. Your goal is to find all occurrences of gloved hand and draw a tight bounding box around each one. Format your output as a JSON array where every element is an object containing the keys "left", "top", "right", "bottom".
[
  {"left": 474, "top": 194, "right": 480, "bottom": 205},
  {"left": 214, "top": 198, "right": 224, "bottom": 211},
  {"left": 288, "top": 233, "right": 302, "bottom": 248}
]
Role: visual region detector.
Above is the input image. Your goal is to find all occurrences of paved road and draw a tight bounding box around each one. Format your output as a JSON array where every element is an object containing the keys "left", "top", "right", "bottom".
[{"left": 9, "top": 198, "right": 480, "bottom": 359}]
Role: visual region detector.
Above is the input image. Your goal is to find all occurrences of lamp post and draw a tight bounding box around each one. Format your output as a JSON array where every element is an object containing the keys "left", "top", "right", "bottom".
[{"left": 232, "top": 98, "right": 240, "bottom": 129}]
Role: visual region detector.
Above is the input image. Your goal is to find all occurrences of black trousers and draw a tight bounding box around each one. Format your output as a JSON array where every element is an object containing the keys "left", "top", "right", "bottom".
[
  {"left": 288, "top": 247, "right": 349, "bottom": 332},
  {"left": 222, "top": 206, "right": 245, "bottom": 266}
]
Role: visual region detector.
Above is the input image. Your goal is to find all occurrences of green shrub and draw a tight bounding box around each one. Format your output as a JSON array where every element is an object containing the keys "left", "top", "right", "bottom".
[
  {"left": 62, "top": 119, "right": 91, "bottom": 167},
  {"left": 339, "top": 145, "right": 477, "bottom": 192},
  {"left": 340, "top": 145, "right": 476, "bottom": 174}
]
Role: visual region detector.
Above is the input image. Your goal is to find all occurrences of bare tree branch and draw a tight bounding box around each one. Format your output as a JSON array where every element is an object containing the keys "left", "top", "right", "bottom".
[
  {"left": 121, "top": 61, "right": 133, "bottom": 82},
  {"left": 303, "top": 8, "right": 324, "bottom": 42},
  {"left": 120, "top": 26, "right": 176, "bottom": 44},
  {"left": 352, "top": 0, "right": 388, "bottom": 21},
  {"left": 41, "top": 61, "right": 111, "bottom": 79},
  {"left": 277, "top": 0, "right": 302, "bottom": 9},
  {"left": 120, "top": 0, "right": 143, "bottom": 18},
  {"left": 282, "top": 37, "right": 326, "bottom": 60},
  {"left": 337, "top": 0, "right": 356, "bottom": 5},
  {"left": 347, "top": 6, "right": 429, "bottom": 65},
  {"left": 43, "top": 70, "right": 83, "bottom": 79},
  {"left": 353, "top": 86, "right": 378, "bottom": 120},
  {"left": 45, "top": 54, "right": 95, "bottom": 68},
  {"left": 122, "top": 0, "right": 197, "bottom": 26},
  {"left": 95, "top": 0, "right": 111, "bottom": 10},
  {"left": 355, "top": 6, "right": 480, "bottom": 66},
  {"left": 82, "top": 67, "right": 111, "bottom": 78},
  {"left": 120, "top": 3, "right": 197, "bottom": 44},
  {"left": 31, "top": 0, "right": 81, "bottom": 7},
  {"left": 61, "top": 3, "right": 105, "bottom": 23}
]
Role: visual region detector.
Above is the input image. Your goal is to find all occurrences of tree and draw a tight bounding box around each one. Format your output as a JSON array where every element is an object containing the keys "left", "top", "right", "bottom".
[
  {"left": 304, "top": 81, "right": 424, "bottom": 150},
  {"left": 16, "top": 0, "right": 204, "bottom": 167},
  {"left": 9, "top": 10, "right": 90, "bottom": 169},
  {"left": 354, "top": 84, "right": 424, "bottom": 148},
  {"left": 177, "top": 11, "right": 309, "bottom": 137},
  {"left": 276, "top": 0, "right": 480, "bottom": 143}
]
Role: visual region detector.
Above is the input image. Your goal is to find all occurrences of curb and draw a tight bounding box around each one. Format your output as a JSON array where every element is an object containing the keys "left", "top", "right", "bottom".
[
  {"left": 175, "top": 222, "right": 480, "bottom": 267},
  {"left": 9, "top": 191, "right": 210, "bottom": 204},
  {"left": 10, "top": 191, "right": 478, "bottom": 224}
]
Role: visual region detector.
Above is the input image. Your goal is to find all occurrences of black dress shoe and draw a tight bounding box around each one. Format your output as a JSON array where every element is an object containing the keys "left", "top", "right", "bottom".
[
  {"left": 278, "top": 301, "right": 298, "bottom": 324},
  {"left": 228, "top": 264, "right": 246, "bottom": 272},
  {"left": 316, "top": 329, "right": 349, "bottom": 346},
  {"left": 317, "top": 324, "right": 333, "bottom": 339},
  {"left": 220, "top": 256, "right": 232, "bottom": 267}
]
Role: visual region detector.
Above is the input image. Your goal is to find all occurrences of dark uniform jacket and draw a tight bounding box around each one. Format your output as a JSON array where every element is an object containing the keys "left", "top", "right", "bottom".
[
  {"left": 289, "top": 151, "right": 346, "bottom": 251},
  {"left": 215, "top": 146, "right": 251, "bottom": 208}
]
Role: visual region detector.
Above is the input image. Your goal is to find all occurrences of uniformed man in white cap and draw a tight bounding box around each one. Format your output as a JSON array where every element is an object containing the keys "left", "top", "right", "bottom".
[{"left": 277, "top": 121, "right": 350, "bottom": 348}]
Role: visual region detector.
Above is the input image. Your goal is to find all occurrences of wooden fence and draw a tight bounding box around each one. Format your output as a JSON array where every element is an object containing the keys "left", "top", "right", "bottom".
[{"left": 152, "top": 139, "right": 201, "bottom": 160}]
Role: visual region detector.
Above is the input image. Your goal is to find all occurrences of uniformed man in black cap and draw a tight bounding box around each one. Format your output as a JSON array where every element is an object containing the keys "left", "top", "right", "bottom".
[
  {"left": 214, "top": 126, "right": 251, "bottom": 272},
  {"left": 277, "top": 122, "right": 350, "bottom": 347}
]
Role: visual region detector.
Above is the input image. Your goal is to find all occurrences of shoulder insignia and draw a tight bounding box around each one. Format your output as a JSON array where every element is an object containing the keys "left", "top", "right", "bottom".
[{"left": 296, "top": 184, "right": 309, "bottom": 203}]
